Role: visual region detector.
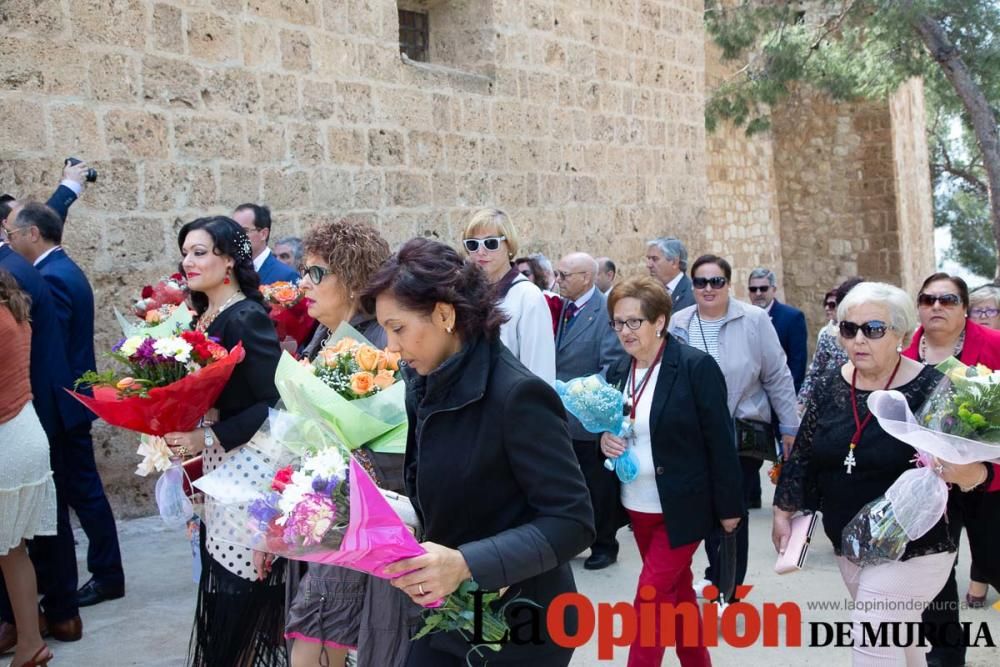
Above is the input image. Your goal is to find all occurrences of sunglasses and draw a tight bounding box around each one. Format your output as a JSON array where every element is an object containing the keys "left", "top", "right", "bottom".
[
  {"left": 692, "top": 276, "right": 727, "bottom": 290},
  {"left": 917, "top": 293, "right": 962, "bottom": 308},
  {"left": 462, "top": 236, "right": 506, "bottom": 253},
  {"left": 838, "top": 320, "right": 891, "bottom": 340},
  {"left": 609, "top": 318, "right": 646, "bottom": 331},
  {"left": 303, "top": 265, "right": 330, "bottom": 284},
  {"left": 970, "top": 307, "right": 1000, "bottom": 318},
  {"left": 824, "top": 301, "right": 837, "bottom": 309},
  {"left": 747, "top": 286, "right": 771, "bottom": 294}
]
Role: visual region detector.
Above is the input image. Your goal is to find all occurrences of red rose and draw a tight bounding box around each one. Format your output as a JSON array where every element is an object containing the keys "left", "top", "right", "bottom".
[
  {"left": 141, "top": 285, "right": 154, "bottom": 299},
  {"left": 271, "top": 466, "right": 294, "bottom": 492}
]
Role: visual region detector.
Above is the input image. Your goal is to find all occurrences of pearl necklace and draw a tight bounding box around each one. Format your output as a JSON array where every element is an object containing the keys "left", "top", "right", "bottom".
[
  {"left": 196, "top": 291, "right": 245, "bottom": 333},
  {"left": 918, "top": 327, "right": 965, "bottom": 364}
]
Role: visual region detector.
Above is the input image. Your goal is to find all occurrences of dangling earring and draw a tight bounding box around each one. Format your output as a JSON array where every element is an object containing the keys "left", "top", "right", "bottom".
[{"left": 223, "top": 272, "right": 231, "bottom": 285}]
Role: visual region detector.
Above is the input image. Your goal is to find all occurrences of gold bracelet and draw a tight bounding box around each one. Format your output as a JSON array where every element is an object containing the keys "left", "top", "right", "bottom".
[{"left": 959, "top": 463, "right": 989, "bottom": 493}]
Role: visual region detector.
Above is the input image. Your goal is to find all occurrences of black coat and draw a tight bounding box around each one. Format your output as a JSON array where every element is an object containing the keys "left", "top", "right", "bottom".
[
  {"left": 404, "top": 335, "right": 595, "bottom": 661},
  {"left": 205, "top": 299, "right": 282, "bottom": 449},
  {"left": 606, "top": 335, "right": 744, "bottom": 547}
]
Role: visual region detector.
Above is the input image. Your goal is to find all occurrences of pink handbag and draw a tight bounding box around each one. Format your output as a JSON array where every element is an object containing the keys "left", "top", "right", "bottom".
[{"left": 774, "top": 511, "right": 821, "bottom": 574}]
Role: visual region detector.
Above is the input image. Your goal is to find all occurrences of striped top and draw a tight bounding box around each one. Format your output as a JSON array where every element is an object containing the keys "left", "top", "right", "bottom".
[{"left": 688, "top": 313, "right": 723, "bottom": 363}]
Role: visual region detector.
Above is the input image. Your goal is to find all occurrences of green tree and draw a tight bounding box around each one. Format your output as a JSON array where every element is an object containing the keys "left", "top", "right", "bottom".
[{"left": 705, "top": 0, "right": 1000, "bottom": 280}]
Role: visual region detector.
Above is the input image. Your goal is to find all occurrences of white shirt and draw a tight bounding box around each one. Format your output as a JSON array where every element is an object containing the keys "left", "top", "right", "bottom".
[
  {"left": 621, "top": 365, "right": 662, "bottom": 513},
  {"left": 571, "top": 285, "right": 596, "bottom": 312},
  {"left": 60, "top": 180, "right": 83, "bottom": 196},
  {"left": 252, "top": 246, "right": 271, "bottom": 272},
  {"left": 665, "top": 272, "right": 683, "bottom": 295},
  {"left": 33, "top": 246, "right": 62, "bottom": 267},
  {"left": 498, "top": 276, "right": 556, "bottom": 384}
]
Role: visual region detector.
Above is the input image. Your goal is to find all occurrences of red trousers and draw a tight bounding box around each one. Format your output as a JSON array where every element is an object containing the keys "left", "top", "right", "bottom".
[{"left": 627, "top": 510, "right": 711, "bottom": 667}]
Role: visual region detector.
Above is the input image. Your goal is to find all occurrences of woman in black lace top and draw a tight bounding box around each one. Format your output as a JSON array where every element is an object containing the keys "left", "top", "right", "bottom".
[{"left": 773, "top": 282, "right": 993, "bottom": 666}]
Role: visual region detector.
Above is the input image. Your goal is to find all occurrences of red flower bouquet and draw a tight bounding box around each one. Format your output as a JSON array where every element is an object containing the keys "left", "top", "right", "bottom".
[
  {"left": 261, "top": 282, "right": 314, "bottom": 347},
  {"left": 71, "top": 333, "right": 245, "bottom": 437}
]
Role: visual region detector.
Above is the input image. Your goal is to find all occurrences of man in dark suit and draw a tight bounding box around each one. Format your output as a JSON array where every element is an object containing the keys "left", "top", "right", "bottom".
[
  {"left": 6, "top": 203, "right": 125, "bottom": 608},
  {"left": 646, "top": 237, "right": 694, "bottom": 310},
  {"left": 0, "top": 219, "right": 83, "bottom": 647},
  {"left": 555, "top": 252, "right": 629, "bottom": 570},
  {"left": 746, "top": 266, "right": 808, "bottom": 508},
  {"left": 232, "top": 203, "right": 299, "bottom": 285}
]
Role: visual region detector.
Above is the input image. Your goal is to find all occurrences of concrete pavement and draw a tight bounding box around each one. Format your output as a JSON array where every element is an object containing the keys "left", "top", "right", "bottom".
[{"left": 49, "top": 475, "right": 1000, "bottom": 666}]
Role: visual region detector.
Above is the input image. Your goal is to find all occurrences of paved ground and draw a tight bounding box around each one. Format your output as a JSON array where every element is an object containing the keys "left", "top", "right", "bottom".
[{"left": 47, "top": 475, "right": 1000, "bottom": 666}]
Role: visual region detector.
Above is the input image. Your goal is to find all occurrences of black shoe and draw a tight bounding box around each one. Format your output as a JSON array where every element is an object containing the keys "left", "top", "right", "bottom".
[
  {"left": 77, "top": 578, "right": 125, "bottom": 607},
  {"left": 584, "top": 552, "right": 617, "bottom": 570}
]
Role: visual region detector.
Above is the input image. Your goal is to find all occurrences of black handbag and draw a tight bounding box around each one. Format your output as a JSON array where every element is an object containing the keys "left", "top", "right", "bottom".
[{"left": 734, "top": 417, "right": 778, "bottom": 461}]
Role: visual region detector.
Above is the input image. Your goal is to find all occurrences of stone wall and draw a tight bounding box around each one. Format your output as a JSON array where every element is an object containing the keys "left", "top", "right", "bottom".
[{"left": 1, "top": 0, "right": 709, "bottom": 516}]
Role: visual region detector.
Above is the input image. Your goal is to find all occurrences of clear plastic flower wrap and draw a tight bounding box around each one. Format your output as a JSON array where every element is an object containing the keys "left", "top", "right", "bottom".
[{"left": 554, "top": 374, "right": 626, "bottom": 435}]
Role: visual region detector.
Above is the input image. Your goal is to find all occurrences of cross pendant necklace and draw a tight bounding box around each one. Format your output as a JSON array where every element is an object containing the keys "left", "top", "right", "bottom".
[{"left": 845, "top": 356, "right": 902, "bottom": 475}]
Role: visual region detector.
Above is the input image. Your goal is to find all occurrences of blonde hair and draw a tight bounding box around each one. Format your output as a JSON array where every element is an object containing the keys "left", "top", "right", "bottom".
[{"left": 462, "top": 207, "right": 519, "bottom": 257}]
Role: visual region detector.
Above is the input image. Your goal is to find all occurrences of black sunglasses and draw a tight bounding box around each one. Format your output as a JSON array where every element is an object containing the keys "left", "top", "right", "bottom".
[
  {"left": 917, "top": 293, "right": 962, "bottom": 308},
  {"left": 747, "top": 286, "right": 771, "bottom": 294},
  {"left": 838, "top": 320, "right": 891, "bottom": 340},
  {"left": 462, "top": 236, "right": 506, "bottom": 253},
  {"left": 692, "top": 276, "right": 727, "bottom": 290},
  {"left": 824, "top": 301, "right": 837, "bottom": 309},
  {"left": 303, "top": 265, "right": 330, "bottom": 284}
]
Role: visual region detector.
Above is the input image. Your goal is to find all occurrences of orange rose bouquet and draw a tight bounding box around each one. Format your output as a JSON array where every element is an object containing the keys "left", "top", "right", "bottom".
[
  {"left": 261, "top": 281, "right": 315, "bottom": 346},
  {"left": 274, "top": 322, "right": 406, "bottom": 454}
]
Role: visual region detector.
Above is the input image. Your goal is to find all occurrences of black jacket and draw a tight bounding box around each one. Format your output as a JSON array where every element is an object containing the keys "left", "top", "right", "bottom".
[
  {"left": 404, "top": 335, "right": 595, "bottom": 661},
  {"left": 606, "top": 335, "right": 744, "bottom": 547},
  {"left": 205, "top": 299, "right": 282, "bottom": 449}
]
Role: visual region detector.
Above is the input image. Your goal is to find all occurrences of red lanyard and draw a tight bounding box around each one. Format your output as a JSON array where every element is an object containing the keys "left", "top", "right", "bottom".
[
  {"left": 628, "top": 340, "right": 666, "bottom": 420},
  {"left": 849, "top": 355, "right": 902, "bottom": 447}
]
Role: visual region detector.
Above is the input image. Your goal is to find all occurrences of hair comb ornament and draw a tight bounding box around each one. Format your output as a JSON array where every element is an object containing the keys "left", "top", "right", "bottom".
[{"left": 234, "top": 230, "right": 253, "bottom": 262}]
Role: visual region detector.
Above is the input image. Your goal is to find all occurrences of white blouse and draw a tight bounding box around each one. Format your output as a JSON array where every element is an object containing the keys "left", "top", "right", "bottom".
[{"left": 620, "top": 365, "right": 663, "bottom": 513}]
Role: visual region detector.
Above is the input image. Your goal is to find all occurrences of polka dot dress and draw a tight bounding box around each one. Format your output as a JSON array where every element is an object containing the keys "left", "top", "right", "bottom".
[{"left": 202, "top": 442, "right": 274, "bottom": 581}]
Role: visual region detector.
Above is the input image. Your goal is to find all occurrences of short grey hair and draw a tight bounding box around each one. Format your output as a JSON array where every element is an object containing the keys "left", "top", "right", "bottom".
[
  {"left": 529, "top": 252, "right": 553, "bottom": 273},
  {"left": 275, "top": 236, "right": 304, "bottom": 264},
  {"left": 837, "top": 282, "right": 917, "bottom": 340},
  {"left": 970, "top": 284, "right": 1000, "bottom": 308},
  {"left": 646, "top": 237, "right": 688, "bottom": 272},
  {"left": 748, "top": 267, "right": 776, "bottom": 286}
]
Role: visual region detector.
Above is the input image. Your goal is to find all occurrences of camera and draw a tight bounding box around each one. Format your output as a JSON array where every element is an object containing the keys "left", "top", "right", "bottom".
[{"left": 65, "top": 157, "right": 98, "bottom": 183}]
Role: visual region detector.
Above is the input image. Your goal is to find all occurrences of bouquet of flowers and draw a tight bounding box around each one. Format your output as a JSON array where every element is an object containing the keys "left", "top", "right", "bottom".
[
  {"left": 275, "top": 322, "right": 407, "bottom": 453},
  {"left": 261, "top": 281, "right": 314, "bottom": 347},
  {"left": 555, "top": 374, "right": 638, "bottom": 482},
  {"left": 195, "top": 410, "right": 514, "bottom": 657},
  {"left": 71, "top": 333, "right": 244, "bottom": 437},
  {"left": 843, "top": 359, "right": 1000, "bottom": 566},
  {"left": 115, "top": 274, "right": 193, "bottom": 337}
]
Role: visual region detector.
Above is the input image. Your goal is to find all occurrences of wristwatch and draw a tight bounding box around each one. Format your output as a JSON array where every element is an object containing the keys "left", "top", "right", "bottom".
[{"left": 204, "top": 427, "right": 215, "bottom": 450}]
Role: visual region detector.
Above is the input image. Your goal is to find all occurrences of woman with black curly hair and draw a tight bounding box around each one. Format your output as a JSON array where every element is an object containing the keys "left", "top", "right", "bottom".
[{"left": 163, "top": 216, "right": 287, "bottom": 667}]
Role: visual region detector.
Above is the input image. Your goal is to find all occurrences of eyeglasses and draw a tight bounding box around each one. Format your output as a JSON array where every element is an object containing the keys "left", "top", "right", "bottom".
[
  {"left": 556, "top": 270, "right": 587, "bottom": 280},
  {"left": 824, "top": 301, "right": 837, "bottom": 309},
  {"left": 917, "top": 293, "right": 962, "bottom": 308},
  {"left": 747, "top": 286, "right": 771, "bottom": 294},
  {"left": 692, "top": 276, "right": 727, "bottom": 290},
  {"left": 609, "top": 318, "right": 647, "bottom": 331},
  {"left": 462, "top": 236, "right": 506, "bottom": 253},
  {"left": 970, "top": 307, "right": 1000, "bottom": 318},
  {"left": 838, "top": 320, "right": 891, "bottom": 340},
  {"left": 303, "top": 265, "right": 331, "bottom": 284}
]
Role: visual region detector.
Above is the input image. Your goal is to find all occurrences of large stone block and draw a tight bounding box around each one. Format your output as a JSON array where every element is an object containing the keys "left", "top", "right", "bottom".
[
  {"left": 187, "top": 12, "right": 240, "bottom": 63},
  {"left": 248, "top": 0, "right": 318, "bottom": 26},
  {"left": 219, "top": 164, "right": 261, "bottom": 204},
  {"left": 151, "top": 2, "right": 184, "bottom": 54},
  {"left": 247, "top": 120, "right": 287, "bottom": 162},
  {"left": 104, "top": 109, "right": 169, "bottom": 158},
  {"left": 0, "top": 37, "right": 87, "bottom": 96},
  {"left": 142, "top": 56, "right": 202, "bottom": 109},
  {"left": 70, "top": 0, "right": 145, "bottom": 49},
  {"left": 262, "top": 168, "right": 312, "bottom": 209},
  {"left": 288, "top": 123, "right": 324, "bottom": 166},
  {"left": 280, "top": 29, "right": 312, "bottom": 72},
  {"left": 203, "top": 69, "right": 261, "bottom": 114},
  {"left": 311, "top": 168, "right": 354, "bottom": 209},
  {"left": 50, "top": 105, "right": 106, "bottom": 159},
  {"left": 337, "top": 82, "right": 373, "bottom": 124},
  {"left": 327, "top": 128, "right": 367, "bottom": 166},
  {"left": 143, "top": 162, "right": 218, "bottom": 212},
  {"left": 0, "top": 99, "right": 47, "bottom": 155},
  {"left": 174, "top": 116, "right": 245, "bottom": 160},
  {"left": 83, "top": 159, "right": 141, "bottom": 211},
  {"left": 301, "top": 79, "right": 338, "bottom": 121},
  {"left": 103, "top": 215, "right": 170, "bottom": 269},
  {"left": 242, "top": 20, "right": 281, "bottom": 68},
  {"left": 0, "top": 0, "right": 64, "bottom": 36},
  {"left": 386, "top": 171, "right": 431, "bottom": 208},
  {"left": 259, "top": 72, "right": 300, "bottom": 116},
  {"left": 89, "top": 53, "right": 139, "bottom": 103},
  {"left": 352, "top": 170, "right": 383, "bottom": 209},
  {"left": 312, "top": 34, "right": 358, "bottom": 77},
  {"left": 367, "top": 128, "right": 405, "bottom": 166}
]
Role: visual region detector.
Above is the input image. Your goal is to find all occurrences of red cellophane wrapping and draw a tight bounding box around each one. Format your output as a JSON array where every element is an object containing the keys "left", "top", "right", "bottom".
[
  {"left": 69, "top": 343, "right": 245, "bottom": 437},
  {"left": 269, "top": 301, "right": 315, "bottom": 347}
]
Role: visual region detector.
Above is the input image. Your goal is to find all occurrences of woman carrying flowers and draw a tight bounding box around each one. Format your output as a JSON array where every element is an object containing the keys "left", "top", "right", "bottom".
[
  {"left": 284, "top": 220, "right": 418, "bottom": 667},
  {"left": 363, "top": 238, "right": 595, "bottom": 666},
  {"left": 162, "top": 217, "right": 285, "bottom": 667},
  {"left": 773, "top": 282, "right": 990, "bottom": 666}
]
